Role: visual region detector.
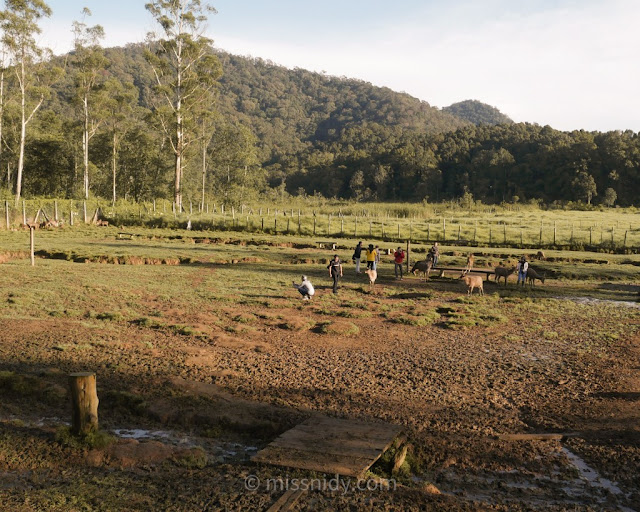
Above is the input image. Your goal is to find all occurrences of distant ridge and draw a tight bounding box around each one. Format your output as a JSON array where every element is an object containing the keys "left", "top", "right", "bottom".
[{"left": 443, "top": 99, "right": 513, "bottom": 125}]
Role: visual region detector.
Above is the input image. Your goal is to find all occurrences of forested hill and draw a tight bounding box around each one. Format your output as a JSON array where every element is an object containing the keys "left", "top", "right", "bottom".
[
  {"left": 14, "top": 44, "right": 639, "bottom": 207},
  {"left": 443, "top": 100, "right": 514, "bottom": 125},
  {"left": 209, "top": 52, "right": 471, "bottom": 164}
]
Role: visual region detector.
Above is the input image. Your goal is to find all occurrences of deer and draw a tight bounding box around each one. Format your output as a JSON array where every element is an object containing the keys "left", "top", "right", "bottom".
[
  {"left": 465, "top": 253, "right": 474, "bottom": 272},
  {"left": 526, "top": 267, "right": 546, "bottom": 287},
  {"left": 364, "top": 268, "right": 377, "bottom": 290},
  {"left": 493, "top": 265, "right": 516, "bottom": 285},
  {"left": 410, "top": 253, "right": 434, "bottom": 281},
  {"left": 459, "top": 271, "right": 484, "bottom": 296}
]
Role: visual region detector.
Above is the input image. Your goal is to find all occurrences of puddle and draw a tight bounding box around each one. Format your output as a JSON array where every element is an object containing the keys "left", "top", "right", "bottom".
[
  {"left": 112, "top": 429, "right": 173, "bottom": 440},
  {"left": 111, "top": 428, "right": 258, "bottom": 461},
  {"left": 562, "top": 447, "right": 623, "bottom": 495},
  {"left": 554, "top": 296, "right": 640, "bottom": 308}
]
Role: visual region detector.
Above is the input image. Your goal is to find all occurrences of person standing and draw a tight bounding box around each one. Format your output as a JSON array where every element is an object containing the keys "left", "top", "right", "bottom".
[
  {"left": 352, "top": 241, "right": 363, "bottom": 274},
  {"left": 394, "top": 246, "right": 405, "bottom": 280},
  {"left": 516, "top": 256, "right": 528, "bottom": 286},
  {"left": 365, "top": 244, "right": 377, "bottom": 270},
  {"left": 327, "top": 254, "right": 343, "bottom": 294},
  {"left": 431, "top": 242, "right": 440, "bottom": 267},
  {"left": 374, "top": 245, "right": 381, "bottom": 270}
]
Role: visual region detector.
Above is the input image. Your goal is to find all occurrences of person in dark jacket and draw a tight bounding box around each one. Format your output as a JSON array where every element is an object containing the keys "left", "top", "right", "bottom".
[
  {"left": 327, "top": 254, "right": 343, "bottom": 294},
  {"left": 352, "top": 241, "right": 363, "bottom": 274}
]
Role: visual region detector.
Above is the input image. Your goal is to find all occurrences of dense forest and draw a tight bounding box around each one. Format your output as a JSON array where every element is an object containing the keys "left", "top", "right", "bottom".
[{"left": 0, "top": 27, "right": 638, "bottom": 207}]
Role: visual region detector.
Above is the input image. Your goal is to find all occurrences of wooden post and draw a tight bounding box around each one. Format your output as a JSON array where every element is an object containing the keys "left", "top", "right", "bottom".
[
  {"left": 274, "top": 218, "right": 277, "bottom": 234},
  {"left": 489, "top": 227, "right": 492, "bottom": 245},
  {"left": 298, "top": 212, "right": 301, "bottom": 234},
  {"left": 4, "top": 200, "right": 9, "bottom": 229},
  {"left": 427, "top": 223, "right": 430, "bottom": 241},
  {"left": 590, "top": 226, "right": 592, "bottom": 245},
  {"left": 69, "top": 372, "right": 99, "bottom": 435},
  {"left": 153, "top": 199, "right": 156, "bottom": 213},
  {"left": 442, "top": 218, "right": 446, "bottom": 241},
  {"left": 69, "top": 201, "right": 74, "bottom": 226},
  {"left": 54, "top": 200, "right": 59, "bottom": 222},
  {"left": 539, "top": 224, "right": 543, "bottom": 245},
  {"left": 611, "top": 227, "right": 614, "bottom": 244},
  {"left": 29, "top": 226, "right": 35, "bottom": 266},
  {"left": 232, "top": 206, "right": 235, "bottom": 219},
  {"left": 624, "top": 230, "right": 628, "bottom": 247},
  {"left": 83, "top": 201, "right": 87, "bottom": 224},
  {"left": 261, "top": 218, "right": 264, "bottom": 232},
  {"left": 22, "top": 200, "right": 26, "bottom": 225},
  {"left": 341, "top": 218, "right": 344, "bottom": 235},
  {"left": 457, "top": 224, "right": 461, "bottom": 241},
  {"left": 520, "top": 229, "right": 523, "bottom": 245},
  {"left": 553, "top": 221, "right": 557, "bottom": 245},
  {"left": 313, "top": 217, "right": 316, "bottom": 236},
  {"left": 287, "top": 218, "right": 290, "bottom": 233},
  {"left": 397, "top": 223, "right": 400, "bottom": 239},
  {"left": 406, "top": 239, "right": 410, "bottom": 273}
]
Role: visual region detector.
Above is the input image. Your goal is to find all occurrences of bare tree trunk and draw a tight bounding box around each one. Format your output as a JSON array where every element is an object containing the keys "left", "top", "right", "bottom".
[
  {"left": 112, "top": 132, "right": 117, "bottom": 205},
  {"left": 201, "top": 135, "right": 206, "bottom": 208},
  {"left": 83, "top": 96, "right": 90, "bottom": 199}
]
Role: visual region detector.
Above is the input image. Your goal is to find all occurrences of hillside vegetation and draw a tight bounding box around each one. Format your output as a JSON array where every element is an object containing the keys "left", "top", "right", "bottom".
[{"left": 1, "top": 44, "right": 638, "bottom": 206}]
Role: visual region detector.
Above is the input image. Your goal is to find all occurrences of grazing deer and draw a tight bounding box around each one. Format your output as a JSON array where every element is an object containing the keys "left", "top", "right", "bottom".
[
  {"left": 459, "top": 271, "right": 484, "bottom": 296},
  {"left": 494, "top": 265, "right": 516, "bottom": 285},
  {"left": 526, "top": 268, "right": 546, "bottom": 286},
  {"left": 364, "top": 268, "right": 377, "bottom": 290}
]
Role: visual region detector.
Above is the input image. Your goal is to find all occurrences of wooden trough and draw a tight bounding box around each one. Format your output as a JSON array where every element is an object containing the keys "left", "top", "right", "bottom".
[{"left": 253, "top": 416, "right": 402, "bottom": 478}]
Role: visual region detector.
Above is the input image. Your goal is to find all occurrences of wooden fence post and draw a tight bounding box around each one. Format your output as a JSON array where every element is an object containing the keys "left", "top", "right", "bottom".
[
  {"left": 69, "top": 372, "right": 99, "bottom": 435},
  {"left": 83, "top": 201, "right": 87, "bottom": 224},
  {"left": 54, "top": 200, "right": 58, "bottom": 222},
  {"left": 69, "top": 201, "right": 74, "bottom": 226},
  {"left": 406, "top": 239, "right": 410, "bottom": 273},
  {"left": 442, "top": 218, "right": 446, "bottom": 241},
  {"left": 4, "top": 201, "right": 9, "bottom": 229},
  {"left": 30, "top": 225, "right": 35, "bottom": 266},
  {"left": 553, "top": 221, "right": 557, "bottom": 245}
]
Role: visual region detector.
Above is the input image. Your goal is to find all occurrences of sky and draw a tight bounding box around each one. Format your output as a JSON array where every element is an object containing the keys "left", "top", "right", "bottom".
[{"left": 38, "top": 0, "right": 640, "bottom": 133}]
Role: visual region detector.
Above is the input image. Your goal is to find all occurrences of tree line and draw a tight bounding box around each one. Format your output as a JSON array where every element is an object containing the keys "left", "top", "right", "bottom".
[{"left": 0, "top": 1, "right": 638, "bottom": 208}]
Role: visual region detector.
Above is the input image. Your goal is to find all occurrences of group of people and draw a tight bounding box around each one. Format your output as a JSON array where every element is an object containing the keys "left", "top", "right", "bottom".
[{"left": 293, "top": 240, "right": 437, "bottom": 298}]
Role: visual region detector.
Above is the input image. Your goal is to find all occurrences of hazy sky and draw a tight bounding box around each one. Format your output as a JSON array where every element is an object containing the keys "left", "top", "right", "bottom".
[{"left": 39, "top": 0, "right": 640, "bottom": 132}]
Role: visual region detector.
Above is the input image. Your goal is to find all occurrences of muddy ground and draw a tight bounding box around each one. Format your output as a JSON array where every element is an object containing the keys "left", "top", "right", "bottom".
[{"left": 0, "top": 256, "right": 639, "bottom": 511}]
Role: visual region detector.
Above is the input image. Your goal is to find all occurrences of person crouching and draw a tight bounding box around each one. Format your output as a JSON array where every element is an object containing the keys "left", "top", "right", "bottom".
[{"left": 293, "top": 275, "right": 315, "bottom": 300}]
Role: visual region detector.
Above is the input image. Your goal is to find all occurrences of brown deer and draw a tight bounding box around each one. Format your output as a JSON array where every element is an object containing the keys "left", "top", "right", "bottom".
[
  {"left": 493, "top": 266, "right": 516, "bottom": 285},
  {"left": 459, "top": 271, "right": 484, "bottom": 296}
]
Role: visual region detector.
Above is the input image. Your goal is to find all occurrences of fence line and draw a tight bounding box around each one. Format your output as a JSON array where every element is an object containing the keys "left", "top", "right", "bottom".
[{"left": 2, "top": 199, "right": 639, "bottom": 251}]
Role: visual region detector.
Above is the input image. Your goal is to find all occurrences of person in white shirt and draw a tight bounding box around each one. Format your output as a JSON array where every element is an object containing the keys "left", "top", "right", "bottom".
[
  {"left": 516, "top": 257, "right": 529, "bottom": 286},
  {"left": 293, "top": 275, "right": 315, "bottom": 300}
]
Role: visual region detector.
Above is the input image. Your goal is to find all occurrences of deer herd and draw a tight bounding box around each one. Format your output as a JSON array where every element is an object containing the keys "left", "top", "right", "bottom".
[{"left": 408, "top": 251, "right": 546, "bottom": 296}]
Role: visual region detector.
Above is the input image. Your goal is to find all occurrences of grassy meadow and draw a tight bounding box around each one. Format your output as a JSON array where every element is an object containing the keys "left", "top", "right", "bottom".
[{"left": 4, "top": 198, "right": 640, "bottom": 250}]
